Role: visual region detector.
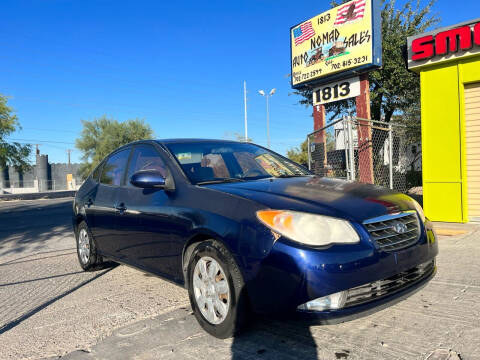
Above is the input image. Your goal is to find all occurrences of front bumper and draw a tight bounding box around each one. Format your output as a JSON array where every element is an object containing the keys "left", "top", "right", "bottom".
[
  {"left": 295, "top": 259, "right": 436, "bottom": 324},
  {"left": 245, "top": 220, "right": 438, "bottom": 316}
]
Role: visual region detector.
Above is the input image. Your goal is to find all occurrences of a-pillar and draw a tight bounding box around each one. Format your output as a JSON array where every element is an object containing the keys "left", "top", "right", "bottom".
[
  {"left": 313, "top": 104, "right": 328, "bottom": 175},
  {"left": 355, "top": 73, "right": 374, "bottom": 183}
]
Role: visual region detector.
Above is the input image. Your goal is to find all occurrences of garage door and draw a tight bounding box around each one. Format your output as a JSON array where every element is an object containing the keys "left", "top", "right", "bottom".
[{"left": 465, "top": 82, "right": 480, "bottom": 221}]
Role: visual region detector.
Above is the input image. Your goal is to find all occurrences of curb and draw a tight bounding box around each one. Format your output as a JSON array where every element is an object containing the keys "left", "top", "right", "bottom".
[{"left": 432, "top": 221, "right": 479, "bottom": 237}]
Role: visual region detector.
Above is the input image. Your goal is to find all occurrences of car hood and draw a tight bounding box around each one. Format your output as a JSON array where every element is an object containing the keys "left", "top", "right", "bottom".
[{"left": 204, "top": 176, "right": 419, "bottom": 223}]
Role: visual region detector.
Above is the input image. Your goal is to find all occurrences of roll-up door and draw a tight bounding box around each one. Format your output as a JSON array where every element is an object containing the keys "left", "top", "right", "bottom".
[{"left": 465, "top": 82, "right": 480, "bottom": 221}]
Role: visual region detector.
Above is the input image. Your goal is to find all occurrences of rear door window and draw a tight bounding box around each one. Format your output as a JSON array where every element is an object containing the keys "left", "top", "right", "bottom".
[{"left": 100, "top": 148, "right": 131, "bottom": 186}]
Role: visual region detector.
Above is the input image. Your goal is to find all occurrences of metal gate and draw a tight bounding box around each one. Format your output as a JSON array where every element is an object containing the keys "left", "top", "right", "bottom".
[{"left": 307, "top": 117, "right": 421, "bottom": 192}]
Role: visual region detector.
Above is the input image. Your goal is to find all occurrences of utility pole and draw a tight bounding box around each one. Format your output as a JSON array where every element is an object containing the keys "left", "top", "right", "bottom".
[
  {"left": 243, "top": 81, "right": 248, "bottom": 141},
  {"left": 66, "top": 149, "right": 71, "bottom": 165}
]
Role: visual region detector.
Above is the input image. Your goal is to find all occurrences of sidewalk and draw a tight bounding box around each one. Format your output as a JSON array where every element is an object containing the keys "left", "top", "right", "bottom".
[{"left": 59, "top": 230, "right": 480, "bottom": 360}]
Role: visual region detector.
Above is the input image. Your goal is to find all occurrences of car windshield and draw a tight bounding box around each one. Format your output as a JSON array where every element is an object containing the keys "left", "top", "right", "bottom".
[{"left": 164, "top": 141, "right": 311, "bottom": 184}]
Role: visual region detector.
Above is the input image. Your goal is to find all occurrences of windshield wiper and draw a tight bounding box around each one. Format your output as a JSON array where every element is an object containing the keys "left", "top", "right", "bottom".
[{"left": 196, "top": 178, "right": 246, "bottom": 185}]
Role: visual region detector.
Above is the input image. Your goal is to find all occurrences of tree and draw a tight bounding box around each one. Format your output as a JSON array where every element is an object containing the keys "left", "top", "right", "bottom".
[
  {"left": 287, "top": 132, "right": 335, "bottom": 165},
  {"left": 222, "top": 132, "right": 253, "bottom": 142},
  {"left": 234, "top": 133, "right": 253, "bottom": 142},
  {"left": 294, "top": 0, "right": 439, "bottom": 124},
  {"left": 287, "top": 139, "right": 309, "bottom": 165},
  {"left": 0, "top": 94, "right": 31, "bottom": 171},
  {"left": 76, "top": 116, "right": 153, "bottom": 178}
]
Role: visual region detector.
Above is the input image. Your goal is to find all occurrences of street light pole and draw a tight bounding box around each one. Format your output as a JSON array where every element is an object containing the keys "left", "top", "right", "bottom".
[
  {"left": 244, "top": 81, "right": 248, "bottom": 141},
  {"left": 266, "top": 94, "right": 270, "bottom": 148},
  {"left": 258, "top": 88, "right": 276, "bottom": 149}
]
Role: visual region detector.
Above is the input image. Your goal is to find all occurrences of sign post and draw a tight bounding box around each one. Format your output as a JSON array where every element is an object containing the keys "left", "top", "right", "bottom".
[
  {"left": 313, "top": 104, "right": 327, "bottom": 175},
  {"left": 355, "top": 73, "right": 374, "bottom": 183}
]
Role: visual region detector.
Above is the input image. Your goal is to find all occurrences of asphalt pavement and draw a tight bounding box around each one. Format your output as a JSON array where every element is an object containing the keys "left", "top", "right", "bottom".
[
  {"left": 0, "top": 199, "right": 188, "bottom": 359},
  {"left": 0, "top": 198, "right": 479, "bottom": 360}
]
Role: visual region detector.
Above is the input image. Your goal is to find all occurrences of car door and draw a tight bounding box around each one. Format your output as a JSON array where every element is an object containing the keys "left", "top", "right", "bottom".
[
  {"left": 89, "top": 147, "right": 132, "bottom": 257},
  {"left": 115, "top": 144, "right": 186, "bottom": 280}
]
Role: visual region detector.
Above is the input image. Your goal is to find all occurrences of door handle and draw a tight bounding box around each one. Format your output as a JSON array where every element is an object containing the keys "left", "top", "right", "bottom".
[
  {"left": 86, "top": 198, "right": 93, "bottom": 208},
  {"left": 114, "top": 202, "right": 127, "bottom": 214}
]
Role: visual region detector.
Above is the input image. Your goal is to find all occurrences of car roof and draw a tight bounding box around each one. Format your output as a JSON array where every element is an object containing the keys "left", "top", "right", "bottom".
[
  {"left": 120, "top": 139, "right": 243, "bottom": 147},
  {"left": 112, "top": 139, "right": 249, "bottom": 154},
  {"left": 156, "top": 138, "right": 242, "bottom": 145}
]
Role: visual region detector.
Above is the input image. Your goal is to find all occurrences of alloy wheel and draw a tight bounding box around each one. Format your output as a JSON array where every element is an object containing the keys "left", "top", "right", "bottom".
[
  {"left": 78, "top": 228, "right": 90, "bottom": 264},
  {"left": 193, "top": 256, "right": 230, "bottom": 324}
]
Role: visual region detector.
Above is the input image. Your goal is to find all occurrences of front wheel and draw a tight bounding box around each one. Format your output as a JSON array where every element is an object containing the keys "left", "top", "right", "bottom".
[{"left": 187, "top": 240, "right": 249, "bottom": 338}]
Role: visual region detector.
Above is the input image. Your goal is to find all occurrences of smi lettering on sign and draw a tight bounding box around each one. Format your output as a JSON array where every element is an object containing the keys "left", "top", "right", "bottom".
[{"left": 407, "top": 19, "right": 480, "bottom": 70}]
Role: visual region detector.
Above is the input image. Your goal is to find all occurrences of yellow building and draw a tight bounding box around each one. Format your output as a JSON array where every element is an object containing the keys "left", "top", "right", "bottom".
[{"left": 407, "top": 19, "right": 480, "bottom": 223}]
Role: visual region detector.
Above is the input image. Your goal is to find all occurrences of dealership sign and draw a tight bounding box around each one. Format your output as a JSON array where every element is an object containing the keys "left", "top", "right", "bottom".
[
  {"left": 407, "top": 18, "right": 480, "bottom": 70},
  {"left": 290, "top": 0, "right": 382, "bottom": 89}
]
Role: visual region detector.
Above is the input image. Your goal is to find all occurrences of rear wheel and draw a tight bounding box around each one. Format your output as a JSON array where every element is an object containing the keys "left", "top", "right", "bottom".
[
  {"left": 187, "top": 240, "right": 249, "bottom": 338},
  {"left": 76, "top": 221, "right": 102, "bottom": 271}
]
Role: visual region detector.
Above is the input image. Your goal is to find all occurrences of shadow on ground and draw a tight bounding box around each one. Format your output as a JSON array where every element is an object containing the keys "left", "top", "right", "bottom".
[
  {"left": 62, "top": 307, "right": 321, "bottom": 360},
  {"left": 0, "top": 199, "right": 73, "bottom": 258},
  {"left": 0, "top": 199, "right": 120, "bottom": 336},
  {"left": 0, "top": 260, "right": 117, "bottom": 335},
  {"left": 230, "top": 316, "right": 319, "bottom": 359}
]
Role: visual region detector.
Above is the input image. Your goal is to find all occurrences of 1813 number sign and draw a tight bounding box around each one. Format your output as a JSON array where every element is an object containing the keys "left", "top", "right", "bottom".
[{"left": 313, "top": 76, "right": 360, "bottom": 105}]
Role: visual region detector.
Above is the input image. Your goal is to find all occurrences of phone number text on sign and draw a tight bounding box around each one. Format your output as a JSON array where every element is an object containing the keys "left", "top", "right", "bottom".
[{"left": 312, "top": 76, "right": 360, "bottom": 105}]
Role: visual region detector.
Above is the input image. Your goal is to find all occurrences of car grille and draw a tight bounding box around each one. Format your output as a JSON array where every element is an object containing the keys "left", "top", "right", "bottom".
[
  {"left": 363, "top": 212, "right": 420, "bottom": 252},
  {"left": 344, "top": 260, "right": 435, "bottom": 308}
]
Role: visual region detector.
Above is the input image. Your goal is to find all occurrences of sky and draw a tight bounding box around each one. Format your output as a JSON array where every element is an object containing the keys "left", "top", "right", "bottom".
[{"left": 1, "top": 0, "right": 479, "bottom": 164}]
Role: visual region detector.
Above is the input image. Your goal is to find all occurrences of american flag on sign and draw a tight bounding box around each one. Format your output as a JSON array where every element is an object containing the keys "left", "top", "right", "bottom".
[
  {"left": 293, "top": 21, "right": 315, "bottom": 46},
  {"left": 334, "top": 0, "right": 367, "bottom": 26}
]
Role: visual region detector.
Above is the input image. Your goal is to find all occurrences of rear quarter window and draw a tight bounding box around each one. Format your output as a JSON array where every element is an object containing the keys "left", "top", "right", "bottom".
[{"left": 91, "top": 163, "right": 103, "bottom": 182}]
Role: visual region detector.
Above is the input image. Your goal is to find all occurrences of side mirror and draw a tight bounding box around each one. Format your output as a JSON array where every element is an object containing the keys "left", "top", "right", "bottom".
[{"left": 130, "top": 170, "right": 167, "bottom": 189}]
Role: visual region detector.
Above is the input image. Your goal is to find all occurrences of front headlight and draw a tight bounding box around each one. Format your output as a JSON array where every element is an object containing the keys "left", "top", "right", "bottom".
[{"left": 256, "top": 210, "right": 359, "bottom": 247}]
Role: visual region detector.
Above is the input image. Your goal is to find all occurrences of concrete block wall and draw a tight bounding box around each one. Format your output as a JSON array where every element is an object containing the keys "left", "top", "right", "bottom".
[
  {"left": 0, "top": 155, "right": 82, "bottom": 193},
  {"left": 50, "top": 163, "right": 82, "bottom": 190}
]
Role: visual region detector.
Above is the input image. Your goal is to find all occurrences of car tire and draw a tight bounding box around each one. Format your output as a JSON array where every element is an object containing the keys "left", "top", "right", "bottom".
[
  {"left": 75, "top": 221, "right": 103, "bottom": 271},
  {"left": 187, "top": 240, "right": 249, "bottom": 338}
]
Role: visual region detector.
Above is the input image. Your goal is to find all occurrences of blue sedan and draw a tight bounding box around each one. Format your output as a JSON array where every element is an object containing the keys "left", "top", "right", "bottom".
[{"left": 72, "top": 139, "right": 438, "bottom": 338}]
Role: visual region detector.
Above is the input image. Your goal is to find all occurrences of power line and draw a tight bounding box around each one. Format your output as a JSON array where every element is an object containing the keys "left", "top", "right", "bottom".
[
  {"left": 19, "top": 127, "right": 79, "bottom": 134},
  {"left": 5, "top": 138, "right": 75, "bottom": 145},
  {"left": 9, "top": 141, "right": 69, "bottom": 150}
]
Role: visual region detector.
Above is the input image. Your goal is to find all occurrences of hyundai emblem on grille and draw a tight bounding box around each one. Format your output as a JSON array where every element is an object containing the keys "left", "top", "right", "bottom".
[
  {"left": 364, "top": 212, "right": 420, "bottom": 252},
  {"left": 393, "top": 222, "right": 408, "bottom": 234}
]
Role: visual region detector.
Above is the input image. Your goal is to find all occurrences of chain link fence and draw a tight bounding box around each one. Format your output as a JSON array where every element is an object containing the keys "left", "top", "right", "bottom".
[
  {"left": 0, "top": 178, "right": 83, "bottom": 194},
  {"left": 307, "top": 116, "right": 422, "bottom": 193}
]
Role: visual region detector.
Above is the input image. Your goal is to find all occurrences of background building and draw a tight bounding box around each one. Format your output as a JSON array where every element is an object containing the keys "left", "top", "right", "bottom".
[
  {"left": 407, "top": 18, "right": 480, "bottom": 222},
  {"left": 0, "top": 151, "right": 82, "bottom": 194}
]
